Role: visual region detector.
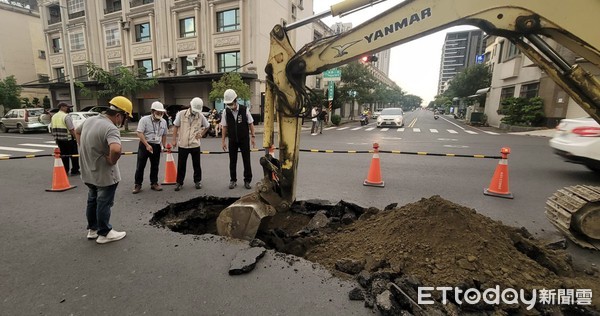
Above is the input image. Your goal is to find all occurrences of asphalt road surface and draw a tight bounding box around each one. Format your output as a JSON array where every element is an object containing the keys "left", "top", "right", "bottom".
[{"left": 0, "top": 110, "right": 599, "bottom": 314}]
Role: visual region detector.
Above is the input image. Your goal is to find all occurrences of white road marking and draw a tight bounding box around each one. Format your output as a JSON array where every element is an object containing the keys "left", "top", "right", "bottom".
[
  {"left": 337, "top": 127, "right": 349, "bottom": 130},
  {"left": 351, "top": 127, "right": 363, "bottom": 130},
  {"left": 448, "top": 130, "right": 458, "bottom": 134},
  {"left": 444, "top": 145, "right": 469, "bottom": 148},
  {"left": 430, "top": 129, "right": 438, "bottom": 133},
  {"left": 413, "top": 128, "right": 421, "bottom": 132},
  {"left": 366, "top": 127, "right": 375, "bottom": 131},
  {"left": 381, "top": 128, "right": 389, "bottom": 131},
  {"left": 19, "top": 143, "right": 58, "bottom": 148},
  {"left": 465, "top": 130, "right": 478, "bottom": 134},
  {"left": 324, "top": 127, "right": 336, "bottom": 130},
  {"left": 397, "top": 128, "right": 405, "bottom": 132},
  {"left": 0, "top": 135, "right": 45, "bottom": 140},
  {"left": 0, "top": 146, "right": 43, "bottom": 153},
  {"left": 484, "top": 131, "right": 500, "bottom": 135}
]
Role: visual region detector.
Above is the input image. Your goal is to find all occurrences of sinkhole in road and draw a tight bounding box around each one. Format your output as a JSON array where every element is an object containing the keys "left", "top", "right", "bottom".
[{"left": 149, "top": 195, "right": 367, "bottom": 256}]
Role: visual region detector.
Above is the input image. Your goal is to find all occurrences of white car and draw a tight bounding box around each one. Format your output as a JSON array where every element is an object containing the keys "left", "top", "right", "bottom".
[
  {"left": 549, "top": 116, "right": 600, "bottom": 172},
  {"left": 372, "top": 108, "right": 382, "bottom": 119},
  {"left": 48, "top": 111, "right": 99, "bottom": 133},
  {"left": 376, "top": 107, "right": 404, "bottom": 128}
]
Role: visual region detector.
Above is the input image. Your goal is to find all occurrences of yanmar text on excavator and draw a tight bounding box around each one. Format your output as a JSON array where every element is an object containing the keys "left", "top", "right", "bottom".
[{"left": 216, "top": 0, "right": 600, "bottom": 249}]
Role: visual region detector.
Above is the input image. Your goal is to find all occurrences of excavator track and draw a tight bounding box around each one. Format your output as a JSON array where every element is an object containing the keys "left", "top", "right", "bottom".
[{"left": 545, "top": 185, "right": 600, "bottom": 250}]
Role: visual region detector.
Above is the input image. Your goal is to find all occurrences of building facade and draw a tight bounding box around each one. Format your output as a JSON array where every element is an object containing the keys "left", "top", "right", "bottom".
[
  {"left": 482, "top": 35, "right": 577, "bottom": 128},
  {"left": 0, "top": 1, "right": 48, "bottom": 109},
  {"left": 36, "top": 0, "right": 316, "bottom": 118},
  {"left": 437, "top": 29, "right": 484, "bottom": 95}
]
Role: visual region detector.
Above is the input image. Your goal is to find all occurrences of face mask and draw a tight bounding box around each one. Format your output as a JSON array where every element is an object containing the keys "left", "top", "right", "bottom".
[{"left": 153, "top": 112, "right": 164, "bottom": 120}]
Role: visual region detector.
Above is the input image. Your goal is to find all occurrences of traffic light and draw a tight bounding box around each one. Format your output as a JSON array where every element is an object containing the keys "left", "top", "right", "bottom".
[{"left": 360, "top": 55, "right": 379, "bottom": 63}]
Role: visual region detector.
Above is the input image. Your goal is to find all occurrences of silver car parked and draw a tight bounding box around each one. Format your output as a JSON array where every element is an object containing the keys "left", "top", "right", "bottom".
[{"left": 0, "top": 108, "right": 49, "bottom": 133}]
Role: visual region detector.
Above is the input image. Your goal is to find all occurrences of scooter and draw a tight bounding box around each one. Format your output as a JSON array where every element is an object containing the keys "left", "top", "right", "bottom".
[
  {"left": 359, "top": 113, "right": 369, "bottom": 125},
  {"left": 434, "top": 114, "right": 439, "bottom": 120}
]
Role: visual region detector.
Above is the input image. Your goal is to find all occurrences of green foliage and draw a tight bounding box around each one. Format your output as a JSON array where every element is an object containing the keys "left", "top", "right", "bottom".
[
  {"left": 401, "top": 94, "right": 422, "bottom": 110},
  {"left": 499, "top": 97, "right": 545, "bottom": 126},
  {"left": 42, "top": 96, "right": 51, "bottom": 108},
  {"left": 32, "top": 97, "right": 40, "bottom": 106},
  {"left": 76, "top": 61, "right": 157, "bottom": 99},
  {"left": 209, "top": 72, "right": 251, "bottom": 102},
  {"left": 338, "top": 61, "right": 378, "bottom": 105},
  {"left": 443, "top": 64, "right": 492, "bottom": 99},
  {"left": 331, "top": 114, "right": 341, "bottom": 126},
  {"left": 0, "top": 75, "right": 22, "bottom": 110}
]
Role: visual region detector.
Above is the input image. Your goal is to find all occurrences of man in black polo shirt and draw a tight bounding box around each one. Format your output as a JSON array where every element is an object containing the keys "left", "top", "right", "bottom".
[{"left": 220, "top": 89, "right": 255, "bottom": 189}]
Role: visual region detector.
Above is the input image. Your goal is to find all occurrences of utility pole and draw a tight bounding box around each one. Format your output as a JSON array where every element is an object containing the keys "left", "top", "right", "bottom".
[{"left": 56, "top": 1, "right": 77, "bottom": 110}]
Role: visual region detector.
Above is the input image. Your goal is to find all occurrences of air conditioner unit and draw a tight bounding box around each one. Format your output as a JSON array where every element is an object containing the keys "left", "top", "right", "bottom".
[
  {"left": 167, "top": 63, "right": 177, "bottom": 72},
  {"left": 161, "top": 57, "right": 174, "bottom": 63},
  {"left": 120, "top": 20, "right": 130, "bottom": 30}
]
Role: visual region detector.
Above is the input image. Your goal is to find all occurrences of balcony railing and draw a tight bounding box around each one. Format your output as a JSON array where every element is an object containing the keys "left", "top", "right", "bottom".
[
  {"left": 48, "top": 15, "right": 62, "bottom": 25},
  {"left": 130, "top": 0, "right": 153, "bottom": 8},
  {"left": 69, "top": 11, "right": 85, "bottom": 19}
]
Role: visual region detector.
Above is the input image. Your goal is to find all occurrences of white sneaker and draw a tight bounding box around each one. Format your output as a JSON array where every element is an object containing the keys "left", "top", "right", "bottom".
[
  {"left": 87, "top": 229, "right": 98, "bottom": 239},
  {"left": 96, "top": 229, "right": 126, "bottom": 244}
]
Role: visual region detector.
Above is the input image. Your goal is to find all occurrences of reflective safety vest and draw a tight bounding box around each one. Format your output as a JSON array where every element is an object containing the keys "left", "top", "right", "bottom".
[{"left": 51, "top": 111, "right": 71, "bottom": 141}]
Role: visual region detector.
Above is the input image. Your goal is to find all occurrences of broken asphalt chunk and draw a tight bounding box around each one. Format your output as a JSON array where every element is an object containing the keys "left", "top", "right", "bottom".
[{"left": 229, "top": 247, "right": 267, "bottom": 275}]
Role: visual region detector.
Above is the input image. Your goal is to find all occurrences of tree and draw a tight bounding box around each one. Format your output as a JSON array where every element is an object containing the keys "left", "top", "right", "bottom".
[
  {"left": 77, "top": 62, "right": 157, "bottom": 99},
  {"left": 401, "top": 94, "right": 423, "bottom": 110},
  {"left": 209, "top": 72, "right": 251, "bottom": 104},
  {"left": 0, "top": 75, "right": 22, "bottom": 110},
  {"left": 32, "top": 97, "right": 40, "bottom": 107},
  {"left": 443, "top": 64, "right": 492, "bottom": 99}
]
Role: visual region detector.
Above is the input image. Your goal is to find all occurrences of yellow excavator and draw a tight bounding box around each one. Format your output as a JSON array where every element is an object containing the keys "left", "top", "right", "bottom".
[{"left": 216, "top": 0, "right": 600, "bottom": 249}]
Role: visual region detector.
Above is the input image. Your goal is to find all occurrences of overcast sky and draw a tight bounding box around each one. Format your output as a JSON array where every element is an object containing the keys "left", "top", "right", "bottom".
[{"left": 312, "top": 0, "right": 477, "bottom": 105}]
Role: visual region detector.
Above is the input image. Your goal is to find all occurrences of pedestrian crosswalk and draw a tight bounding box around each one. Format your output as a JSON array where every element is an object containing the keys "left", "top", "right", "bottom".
[
  {"left": 312, "top": 126, "right": 501, "bottom": 135},
  {"left": 0, "top": 138, "right": 136, "bottom": 158}
]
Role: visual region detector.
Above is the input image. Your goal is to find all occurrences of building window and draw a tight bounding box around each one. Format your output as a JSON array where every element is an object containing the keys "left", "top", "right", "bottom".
[
  {"left": 136, "top": 59, "right": 153, "bottom": 78},
  {"left": 55, "top": 67, "right": 65, "bottom": 82},
  {"left": 105, "top": 0, "right": 122, "bottom": 14},
  {"left": 500, "top": 86, "right": 515, "bottom": 101},
  {"left": 108, "top": 62, "right": 122, "bottom": 75},
  {"left": 73, "top": 64, "right": 89, "bottom": 81},
  {"left": 68, "top": 0, "right": 84, "bottom": 13},
  {"left": 217, "top": 9, "right": 240, "bottom": 32},
  {"left": 135, "top": 23, "right": 151, "bottom": 42},
  {"left": 291, "top": 5, "right": 297, "bottom": 18},
  {"left": 70, "top": 32, "right": 85, "bottom": 50},
  {"left": 298, "top": 0, "right": 304, "bottom": 9},
  {"left": 104, "top": 23, "right": 121, "bottom": 47},
  {"left": 217, "top": 51, "right": 240, "bottom": 73},
  {"left": 52, "top": 38, "right": 62, "bottom": 53},
  {"left": 38, "top": 50, "right": 46, "bottom": 59},
  {"left": 180, "top": 56, "right": 197, "bottom": 75},
  {"left": 506, "top": 41, "right": 519, "bottom": 60},
  {"left": 520, "top": 82, "right": 539, "bottom": 99},
  {"left": 497, "top": 41, "right": 505, "bottom": 63},
  {"left": 179, "top": 17, "right": 196, "bottom": 38},
  {"left": 315, "top": 77, "right": 321, "bottom": 89}
]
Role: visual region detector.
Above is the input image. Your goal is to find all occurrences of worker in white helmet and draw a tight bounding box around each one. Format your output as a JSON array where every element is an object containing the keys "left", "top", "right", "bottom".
[
  {"left": 171, "top": 97, "right": 210, "bottom": 191},
  {"left": 133, "top": 101, "right": 168, "bottom": 194},
  {"left": 220, "top": 89, "right": 255, "bottom": 190}
]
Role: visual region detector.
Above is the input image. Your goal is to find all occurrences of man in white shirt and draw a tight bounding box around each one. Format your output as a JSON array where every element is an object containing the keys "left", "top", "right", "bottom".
[{"left": 133, "top": 101, "right": 168, "bottom": 193}]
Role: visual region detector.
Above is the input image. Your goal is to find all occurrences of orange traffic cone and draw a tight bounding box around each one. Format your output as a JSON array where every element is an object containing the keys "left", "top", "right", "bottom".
[
  {"left": 484, "top": 147, "right": 513, "bottom": 199},
  {"left": 162, "top": 144, "right": 177, "bottom": 185},
  {"left": 46, "top": 148, "right": 76, "bottom": 192},
  {"left": 363, "top": 143, "right": 385, "bottom": 187}
]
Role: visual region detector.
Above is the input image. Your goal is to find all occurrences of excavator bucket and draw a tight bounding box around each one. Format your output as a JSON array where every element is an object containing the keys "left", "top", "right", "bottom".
[{"left": 216, "top": 192, "right": 277, "bottom": 240}]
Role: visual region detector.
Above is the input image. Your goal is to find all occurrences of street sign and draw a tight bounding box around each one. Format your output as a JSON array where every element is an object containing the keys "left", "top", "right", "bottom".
[
  {"left": 327, "top": 81, "right": 335, "bottom": 101},
  {"left": 475, "top": 54, "right": 484, "bottom": 64},
  {"left": 323, "top": 68, "right": 341, "bottom": 80}
]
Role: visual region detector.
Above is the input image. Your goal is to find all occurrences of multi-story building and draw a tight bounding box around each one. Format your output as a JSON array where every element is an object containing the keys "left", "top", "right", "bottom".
[
  {"left": 482, "top": 35, "right": 577, "bottom": 128},
  {"left": 35, "top": 0, "right": 316, "bottom": 118},
  {"left": 437, "top": 29, "right": 484, "bottom": 95},
  {"left": 0, "top": 1, "right": 48, "bottom": 109}
]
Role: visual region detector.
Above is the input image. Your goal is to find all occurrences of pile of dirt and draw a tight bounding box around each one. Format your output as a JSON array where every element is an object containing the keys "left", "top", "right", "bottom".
[{"left": 151, "top": 195, "right": 600, "bottom": 313}]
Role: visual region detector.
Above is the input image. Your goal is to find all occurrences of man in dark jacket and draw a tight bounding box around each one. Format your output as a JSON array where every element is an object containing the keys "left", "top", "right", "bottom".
[{"left": 220, "top": 89, "right": 255, "bottom": 189}]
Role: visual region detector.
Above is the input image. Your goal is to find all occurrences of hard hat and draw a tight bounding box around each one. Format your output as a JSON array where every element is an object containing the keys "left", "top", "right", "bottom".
[
  {"left": 109, "top": 96, "right": 133, "bottom": 118},
  {"left": 190, "top": 97, "right": 203, "bottom": 113},
  {"left": 223, "top": 89, "right": 237, "bottom": 104},
  {"left": 151, "top": 101, "right": 166, "bottom": 112}
]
